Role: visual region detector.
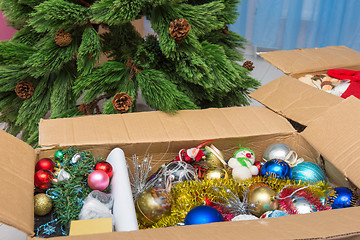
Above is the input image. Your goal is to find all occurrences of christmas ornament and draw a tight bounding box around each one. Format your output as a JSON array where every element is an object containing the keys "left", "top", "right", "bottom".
[
  {"left": 292, "top": 162, "right": 326, "bottom": 183},
  {"left": 34, "top": 193, "right": 53, "bottom": 216},
  {"left": 34, "top": 170, "right": 54, "bottom": 190},
  {"left": 88, "top": 170, "right": 110, "bottom": 191},
  {"left": 111, "top": 92, "right": 133, "bottom": 113},
  {"left": 253, "top": 161, "right": 262, "bottom": 176},
  {"left": 203, "top": 168, "right": 229, "bottom": 180},
  {"left": 242, "top": 60, "right": 255, "bottom": 71},
  {"left": 228, "top": 146, "right": 258, "bottom": 181},
  {"left": 163, "top": 161, "right": 197, "bottom": 185},
  {"left": 261, "top": 159, "right": 292, "bottom": 179},
  {"left": 192, "top": 160, "right": 211, "bottom": 179},
  {"left": 95, "top": 161, "right": 113, "bottom": 178},
  {"left": 15, "top": 81, "right": 34, "bottom": 99},
  {"left": 169, "top": 18, "right": 191, "bottom": 43},
  {"left": 54, "top": 150, "right": 64, "bottom": 162},
  {"left": 263, "top": 143, "right": 303, "bottom": 167},
  {"left": 184, "top": 206, "right": 224, "bottom": 225},
  {"left": 248, "top": 184, "right": 278, "bottom": 217},
  {"left": 70, "top": 153, "right": 82, "bottom": 164},
  {"left": 135, "top": 188, "right": 172, "bottom": 227},
  {"left": 203, "top": 144, "right": 226, "bottom": 168},
  {"left": 328, "top": 69, "right": 360, "bottom": 98},
  {"left": 35, "top": 158, "right": 55, "bottom": 172},
  {"left": 53, "top": 168, "right": 71, "bottom": 183},
  {"left": 260, "top": 210, "right": 288, "bottom": 218},
  {"left": 326, "top": 187, "right": 357, "bottom": 209},
  {"left": 176, "top": 143, "right": 206, "bottom": 163},
  {"left": 55, "top": 29, "right": 73, "bottom": 47},
  {"left": 277, "top": 186, "right": 330, "bottom": 214}
]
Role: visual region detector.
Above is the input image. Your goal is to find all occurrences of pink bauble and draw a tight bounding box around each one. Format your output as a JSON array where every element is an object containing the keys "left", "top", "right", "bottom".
[{"left": 88, "top": 170, "right": 109, "bottom": 191}]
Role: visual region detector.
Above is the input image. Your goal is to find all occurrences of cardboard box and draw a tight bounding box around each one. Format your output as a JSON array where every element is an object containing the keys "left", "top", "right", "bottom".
[
  {"left": 250, "top": 46, "right": 360, "bottom": 127},
  {"left": 2, "top": 98, "right": 360, "bottom": 239}
]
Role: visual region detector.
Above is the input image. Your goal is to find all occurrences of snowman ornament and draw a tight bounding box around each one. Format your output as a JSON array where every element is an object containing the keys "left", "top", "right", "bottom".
[{"left": 228, "top": 146, "right": 258, "bottom": 181}]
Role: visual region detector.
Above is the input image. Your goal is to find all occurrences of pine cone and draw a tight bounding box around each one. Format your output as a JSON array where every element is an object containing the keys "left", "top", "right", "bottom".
[
  {"left": 55, "top": 29, "right": 73, "bottom": 47},
  {"left": 15, "top": 81, "right": 35, "bottom": 99},
  {"left": 242, "top": 60, "right": 255, "bottom": 71},
  {"left": 111, "top": 92, "right": 133, "bottom": 113},
  {"left": 223, "top": 25, "right": 229, "bottom": 34},
  {"left": 169, "top": 18, "right": 191, "bottom": 42}
]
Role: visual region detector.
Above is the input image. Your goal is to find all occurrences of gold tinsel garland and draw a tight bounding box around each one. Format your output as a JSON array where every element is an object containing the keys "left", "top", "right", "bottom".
[{"left": 151, "top": 176, "right": 330, "bottom": 228}]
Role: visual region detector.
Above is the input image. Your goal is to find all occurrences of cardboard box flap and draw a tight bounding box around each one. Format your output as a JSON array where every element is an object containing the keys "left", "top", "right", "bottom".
[
  {"left": 249, "top": 76, "right": 342, "bottom": 126},
  {"left": 0, "top": 130, "right": 35, "bottom": 236},
  {"left": 34, "top": 207, "right": 360, "bottom": 240},
  {"left": 39, "top": 107, "right": 295, "bottom": 147},
  {"left": 302, "top": 96, "right": 360, "bottom": 187},
  {"left": 260, "top": 46, "right": 360, "bottom": 75}
]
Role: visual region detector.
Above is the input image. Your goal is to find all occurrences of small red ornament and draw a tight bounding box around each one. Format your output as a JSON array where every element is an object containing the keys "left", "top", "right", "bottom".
[
  {"left": 253, "top": 161, "right": 263, "bottom": 177},
  {"left": 35, "top": 158, "right": 55, "bottom": 172},
  {"left": 94, "top": 161, "right": 113, "bottom": 178},
  {"left": 34, "top": 170, "right": 54, "bottom": 190}
]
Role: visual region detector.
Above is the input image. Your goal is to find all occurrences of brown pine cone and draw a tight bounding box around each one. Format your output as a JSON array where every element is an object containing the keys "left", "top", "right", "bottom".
[
  {"left": 15, "top": 81, "right": 35, "bottom": 99},
  {"left": 223, "top": 25, "right": 229, "bottom": 34},
  {"left": 111, "top": 92, "right": 133, "bottom": 113},
  {"left": 55, "top": 29, "right": 73, "bottom": 47},
  {"left": 169, "top": 18, "right": 191, "bottom": 42},
  {"left": 242, "top": 60, "right": 255, "bottom": 71}
]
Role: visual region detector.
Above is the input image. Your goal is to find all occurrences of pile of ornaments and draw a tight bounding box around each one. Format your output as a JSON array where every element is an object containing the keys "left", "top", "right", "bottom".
[
  {"left": 133, "top": 142, "right": 359, "bottom": 227},
  {"left": 33, "top": 150, "right": 113, "bottom": 217}
]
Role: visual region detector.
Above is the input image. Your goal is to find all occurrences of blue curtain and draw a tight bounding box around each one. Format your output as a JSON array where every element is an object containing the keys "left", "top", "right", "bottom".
[{"left": 231, "top": 0, "right": 360, "bottom": 51}]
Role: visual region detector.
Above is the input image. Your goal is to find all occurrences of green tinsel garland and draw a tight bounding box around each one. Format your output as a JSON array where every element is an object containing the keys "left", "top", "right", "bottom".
[{"left": 47, "top": 147, "right": 103, "bottom": 231}]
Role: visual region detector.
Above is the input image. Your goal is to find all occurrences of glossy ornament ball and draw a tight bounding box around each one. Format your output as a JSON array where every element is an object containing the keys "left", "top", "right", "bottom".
[
  {"left": 35, "top": 158, "right": 55, "bottom": 172},
  {"left": 260, "top": 210, "right": 288, "bottom": 218},
  {"left": 163, "top": 161, "right": 197, "bottom": 185},
  {"left": 203, "top": 145, "right": 226, "bottom": 168},
  {"left": 94, "top": 161, "right": 113, "bottom": 178},
  {"left": 326, "top": 187, "right": 357, "bottom": 209},
  {"left": 261, "top": 159, "right": 292, "bottom": 179},
  {"left": 291, "top": 197, "right": 315, "bottom": 214},
  {"left": 203, "top": 168, "right": 229, "bottom": 180},
  {"left": 292, "top": 162, "right": 326, "bottom": 183},
  {"left": 248, "top": 184, "right": 278, "bottom": 217},
  {"left": 263, "top": 143, "right": 293, "bottom": 162},
  {"left": 34, "top": 193, "right": 52, "bottom": 216},
  {"left": 135, "top": 188, "right": 172, "bottom": 226},
  {"left": 184, "top": 205, "right": 224, "bottom": 225},
  {"left": 88, "top": 170, "right": 110, "bottom": 191},
  {"left": 34, "top": 170, "right": 54, "bottom": 190},
  {"left": 54, "top": 150, "right": 64, "bottom": 163}
]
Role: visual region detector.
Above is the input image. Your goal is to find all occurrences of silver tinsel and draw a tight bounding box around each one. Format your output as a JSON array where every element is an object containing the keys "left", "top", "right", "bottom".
[
  {"left": 127, "top": 154, "right": 165, "bottom": 200},
  {"left": 212, "top": 183, "right": 251, "bottom": 216}
]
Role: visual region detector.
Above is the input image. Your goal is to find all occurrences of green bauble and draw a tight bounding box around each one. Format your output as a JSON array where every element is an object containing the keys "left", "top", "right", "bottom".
[{"left": 54, "top": 150, "right": 64, "bottom": 162}]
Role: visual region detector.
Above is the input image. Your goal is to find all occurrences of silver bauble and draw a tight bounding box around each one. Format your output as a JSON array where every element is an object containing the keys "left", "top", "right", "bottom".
[
  {"left": 292, "top": 197, "right": 314, "bottom": 214},
  {"left": 163, "top": 161, "right": 198, "bottom": 185},
  {"left": 263, "top": 143, "right": 293, "bottom": 162}
]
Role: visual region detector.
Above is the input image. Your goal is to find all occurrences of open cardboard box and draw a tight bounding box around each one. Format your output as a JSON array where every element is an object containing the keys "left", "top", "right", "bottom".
[
  {"left": 2, "top": 97, "right": 360, "bottom": 239},
  {"left": 251, "top": 46, "right": 360, "bottom": 127}
]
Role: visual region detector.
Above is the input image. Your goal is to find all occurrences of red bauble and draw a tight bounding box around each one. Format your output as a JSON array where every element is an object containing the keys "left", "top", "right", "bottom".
[
  {"left": 94, "top": 161, "right": 113, "bottom": 178},
  {"left": 34, "top": 170, "right": 54, "bottom": 190},
  {"left": 35, "top": 158, "right": 55, "bottom": 172}
]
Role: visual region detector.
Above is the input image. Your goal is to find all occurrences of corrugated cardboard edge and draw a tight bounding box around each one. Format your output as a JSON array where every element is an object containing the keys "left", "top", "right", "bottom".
[
  {"left": 260, "top": 45, "right": 360, "bottom": 75},
  {"left": 0, "top": 130, "right": 35, "bottom": 236},
  {"left": 31, "top": 207, "right": 360, "bottom": 240},
  {"left": 302, "top": 96, "right": 360, "bottom": 188},
  {"left": 39, "top": 107, "right": 296, "bottom": 148},
  {"left": 249, "top": 76, "right": 342, "bottom": 126}
]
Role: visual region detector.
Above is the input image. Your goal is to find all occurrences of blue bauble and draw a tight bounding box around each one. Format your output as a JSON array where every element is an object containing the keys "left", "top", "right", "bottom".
[
  {"left": 261, "top": 159, "right": 292, "bottom": 179},
  {"left": 260, "top": 210, "right": 289, "bottom": 218},
  {"left": 184, "top": 206, "right": 224, "bottom": 225},
  {"left": 326, "top": 187, "right": 357, "bottom": 209},
  {"left": 292, "top": 162, "right": 326, "bottom": 183}
]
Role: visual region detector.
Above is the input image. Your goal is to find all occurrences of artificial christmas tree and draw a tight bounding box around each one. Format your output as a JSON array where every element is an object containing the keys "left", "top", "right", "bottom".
[{"left": 0, "top": 0, "right": 259, "bottom": 146}]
